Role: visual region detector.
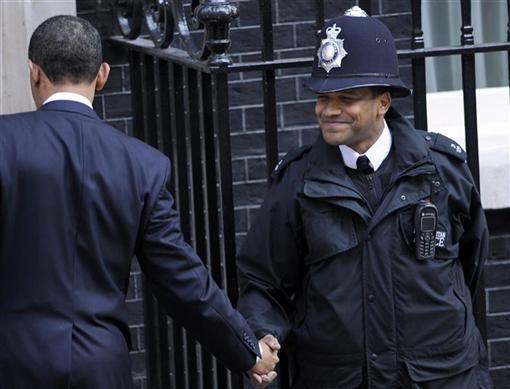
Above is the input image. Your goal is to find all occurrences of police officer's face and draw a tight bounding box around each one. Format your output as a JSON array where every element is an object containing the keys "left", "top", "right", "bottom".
[{"left": 315, "top": 87, "right": 391, "bottom": 153}]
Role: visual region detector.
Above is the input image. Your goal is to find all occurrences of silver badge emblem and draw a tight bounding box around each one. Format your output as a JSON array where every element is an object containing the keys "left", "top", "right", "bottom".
[
  {"left": 450, "top": 143, "right": 462, "bottom": 154},
  {"left": 317, "top": 24, "right": 348, "bottom": 73}
]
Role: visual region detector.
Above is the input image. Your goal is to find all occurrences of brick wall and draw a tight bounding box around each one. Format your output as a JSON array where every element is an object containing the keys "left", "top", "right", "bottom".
[
  {"left": 76, "top": 0, "right": 510, "bottom": 387},
  {"left": 486, "top": 210, "right": 510, "bottom": 388}
]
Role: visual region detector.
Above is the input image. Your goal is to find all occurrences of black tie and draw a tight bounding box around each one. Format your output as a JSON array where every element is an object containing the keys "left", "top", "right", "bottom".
[{"left": 356, "top": 155, "right": 374, "bottom": 174}]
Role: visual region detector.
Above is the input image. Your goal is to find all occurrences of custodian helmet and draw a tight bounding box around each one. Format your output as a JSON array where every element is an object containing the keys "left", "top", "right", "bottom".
[{"left": 304, "top": 6, "right": 411, "bottom": 97}]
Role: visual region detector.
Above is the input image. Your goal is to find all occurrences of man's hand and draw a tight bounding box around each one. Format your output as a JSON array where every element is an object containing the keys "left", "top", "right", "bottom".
[
  {"left": 249, "top": 370, "right": 277, "bottom": 388},
  {"left": 248, "top": 334, "right": 281, "bottom": 388},
  {"left": 252, "top": 334, "right": 280, "bottom": 374}
]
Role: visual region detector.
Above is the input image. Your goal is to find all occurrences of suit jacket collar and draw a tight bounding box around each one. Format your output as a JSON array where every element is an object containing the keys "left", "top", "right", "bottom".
[{"left": 38, "top": 100, "right": 100, "bottom": 120}]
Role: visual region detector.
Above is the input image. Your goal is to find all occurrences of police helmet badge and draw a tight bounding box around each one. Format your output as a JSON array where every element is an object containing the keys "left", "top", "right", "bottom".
[{"left": 317, "top": 23, "right": 348, "bottom": 73}]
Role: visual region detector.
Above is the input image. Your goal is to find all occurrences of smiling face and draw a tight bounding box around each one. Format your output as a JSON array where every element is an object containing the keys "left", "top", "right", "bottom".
[{"left": 315, "top": 87, "right": 391, "bottom": 153}]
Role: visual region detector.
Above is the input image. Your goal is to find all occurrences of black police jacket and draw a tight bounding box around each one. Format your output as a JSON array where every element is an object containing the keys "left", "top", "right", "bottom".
[{"left": 237, "top": 107, "right": 489, "bottom": 388}]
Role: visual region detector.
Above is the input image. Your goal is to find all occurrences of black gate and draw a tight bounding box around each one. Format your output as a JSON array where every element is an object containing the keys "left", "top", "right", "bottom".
[{"left": 110, "top": 1, "right": 510, "bottom": 388}]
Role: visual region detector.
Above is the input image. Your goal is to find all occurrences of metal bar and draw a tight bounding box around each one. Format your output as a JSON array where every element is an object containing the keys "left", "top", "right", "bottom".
[
  {"left": 358, "top": 0, "right": 372, "bottom": 15},
  {"left": 201, "top": 72, "right": 229, "bottom": 388},
  {"left": 113, "top": 37, "right": 510, "bottom": 73},
  {"left": 158, "top": 58, "right": 178, "bottom": 389},
  {"left": 167, "top": 319, "right": 177, "bottom": 388},
  {"left": 278, "top": 352, "right": 292, "bottom": 389},
  {"left": 213, "top": 71, "right": 240, "bottom": 389},
  {"left": 187, "top": 67, "right": 210, "bottom": 389},
  {"left": 110, "top": 36, "right": 212, "bottom": 72},
  {"left": 181, "top": 66, "right": 199, "bottom": 389},
  {"left": 315, "top": 0, "right": 324, "bottom": 29},
  {"left": 128, "top": 51, "right": 144, "bottom": 140},
  {"left": 158, "top": 60, "right": 173, "bottom": 159},
  {"left": 259, "top": 0, "right": 274, "bottom": 58},
  {"left": 411, "top": 0, "right": 427, "bottom": 131},
  {"left": 398, "top": 42, "right": 510, "bottom": 58},
  {"left": 169, "top": 62, "right": 188, "bottom": 389},
  {"left": 200, "top": 72, "right": 222, "bottom": 289},
  {"left": 213, "top": 72, "right": 238, "bottom": 309},
  {"left": 259, "top": 0, "right": 279, "bottom": 179},
  {"left": 227, "top": 43, "right": 510, "bottom": 71},
  {"left": 150, "top": 57, "right": 172, "bottom": 389},
  {"left": 141, "top": 281, "right": 160, "bottom": 389},
  {"left": 187, "top": 69, "right": 207, "bottom": 270},
  {"left": 138, "top": 54, "right": 171, "bottom": 389},
  {"left": 213, "top": 74, "right": 238, "bottom": 310},
  {"left": 459, "top": 0, "right": 480, "bottom": 195},
  {"left": 459, "top": 0, "right": 487, "bottom": 344},
  {"left": 142, "top": 55, "right": 158, "bottom": 146},
  {"left": 153, "top": 59, "right": 164, "bottom": 150},
  {"left": 507, "top": 0, "right": 510, "bottom": 95}
]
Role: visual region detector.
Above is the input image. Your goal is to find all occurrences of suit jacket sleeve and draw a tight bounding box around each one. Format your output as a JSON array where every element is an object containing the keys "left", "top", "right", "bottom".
[
  {"left": 237, "top": 168, "right": 305, "bottom": 343},
  {"left": 135, "top": 157, "right": 259, "bottom": 372}
]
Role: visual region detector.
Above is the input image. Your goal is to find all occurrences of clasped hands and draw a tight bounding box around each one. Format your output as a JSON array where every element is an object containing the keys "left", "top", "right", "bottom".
[{"left": 248, "top": 334, "right": 281, "bottom": 388}]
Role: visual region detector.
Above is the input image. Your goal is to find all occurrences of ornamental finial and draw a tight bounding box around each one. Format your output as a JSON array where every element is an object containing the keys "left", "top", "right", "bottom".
[{"left": 344, "top": 6, "right": 368, "bottom": 17}]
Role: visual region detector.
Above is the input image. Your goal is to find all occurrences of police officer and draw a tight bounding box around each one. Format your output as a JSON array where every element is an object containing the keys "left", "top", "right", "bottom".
[{"left": 237, "top": 7, "right": 493, "bottom": 388}]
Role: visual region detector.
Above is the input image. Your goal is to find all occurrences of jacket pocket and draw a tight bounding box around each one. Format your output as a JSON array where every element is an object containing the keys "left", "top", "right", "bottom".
[
  {"left": 302, "top": 206, "right": 359, "bottom": 265},
  {"left": 297, "top": 352, "right": 363, "bottom": 389},
  {"left": 403, "top": 332, "right": 480, "bottom": 383}
]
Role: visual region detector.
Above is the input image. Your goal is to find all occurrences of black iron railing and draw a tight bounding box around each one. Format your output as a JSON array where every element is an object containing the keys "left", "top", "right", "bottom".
[{"left": 111, "top": 1, "right": 510, "bottom": 388}]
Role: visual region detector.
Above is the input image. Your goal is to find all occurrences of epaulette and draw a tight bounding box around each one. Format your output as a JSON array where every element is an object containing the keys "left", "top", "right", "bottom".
[
  {"left": 421, "top": 132, "right": 466, "bottom": 162},
  {"left": 270, "top": 145, "right": 312, "bottom": 179}
]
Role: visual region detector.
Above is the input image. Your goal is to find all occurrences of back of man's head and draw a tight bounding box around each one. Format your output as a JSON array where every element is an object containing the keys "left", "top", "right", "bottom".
[{"left": 28, "top": 15, "right": 102, "bottom": 85}]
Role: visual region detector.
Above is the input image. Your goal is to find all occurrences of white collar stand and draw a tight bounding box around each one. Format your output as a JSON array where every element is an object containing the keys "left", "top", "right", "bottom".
[
  {"left": 339, "top": 120, "right": 392, "bottom": 172},
  {"left": 43, "top": 92, "right": 93, "bottom": 109}
]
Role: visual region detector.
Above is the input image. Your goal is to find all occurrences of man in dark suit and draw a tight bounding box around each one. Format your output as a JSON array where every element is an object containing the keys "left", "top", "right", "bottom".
[{"left": 0, "top": 15, "right": 278, "bottom": 388}]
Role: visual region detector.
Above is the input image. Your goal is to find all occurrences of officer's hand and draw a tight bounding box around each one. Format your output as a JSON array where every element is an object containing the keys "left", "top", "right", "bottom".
[{"left": 249, "top": 370, "right": 277, "bottom": 388}]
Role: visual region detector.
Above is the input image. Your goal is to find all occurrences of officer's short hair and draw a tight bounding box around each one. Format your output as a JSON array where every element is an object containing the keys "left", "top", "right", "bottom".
[
  {"left": 28, "top": 15, "right": 102, "bottom": 84},
  {"left": 370, "top": 87, "right": 391, "bottom": 98}
]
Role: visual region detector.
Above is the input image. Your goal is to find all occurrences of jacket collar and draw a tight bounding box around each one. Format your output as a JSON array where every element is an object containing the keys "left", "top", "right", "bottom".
[
  {"left": 38, "top": 100, "right": 100, "bottom": 120},
  {"left": 385, "top": 107, "right": 431, "bottom": 171}
]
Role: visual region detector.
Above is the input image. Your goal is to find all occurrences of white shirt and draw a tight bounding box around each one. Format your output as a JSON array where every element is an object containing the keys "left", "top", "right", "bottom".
[
  {"left": 339, "top": 120, "right": 392, "bottom": 172},
  {"left": 42, "top": 92, "right": 93, "bottom": 109}
]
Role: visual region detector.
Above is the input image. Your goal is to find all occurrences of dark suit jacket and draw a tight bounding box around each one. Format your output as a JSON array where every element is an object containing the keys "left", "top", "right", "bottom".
[{"left": 0, "top": 100, "right": 259, "bottom": 389}]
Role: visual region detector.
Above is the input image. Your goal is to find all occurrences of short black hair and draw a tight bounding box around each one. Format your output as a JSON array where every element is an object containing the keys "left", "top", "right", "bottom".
[
  {"left": 28, "top": 15, "right": 102, "bottom": 84},
  {"left": 370, "top": 86, "right": 392, "bottom": 98}
]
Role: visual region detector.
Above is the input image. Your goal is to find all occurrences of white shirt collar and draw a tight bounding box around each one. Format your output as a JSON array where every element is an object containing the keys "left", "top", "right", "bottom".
[
  {"left": 339, "top": 120, "right": 392, "bottom": 172},
  {"left": 42, "top": 92, "right": 93, "bottom": 109}
]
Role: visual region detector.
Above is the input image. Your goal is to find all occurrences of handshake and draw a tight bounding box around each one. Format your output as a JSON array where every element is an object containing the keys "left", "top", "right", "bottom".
[{"left": 247, "top": 334, "right": 281, "bottom": 388}]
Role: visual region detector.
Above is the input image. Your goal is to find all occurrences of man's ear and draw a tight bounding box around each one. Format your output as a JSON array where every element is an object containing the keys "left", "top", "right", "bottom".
[
  {"left": 378, "top": 91, "right": 392, "bottom": 115},
  {"left": 28, "top": 60, "right": 41, "bottom": 86},
  {"left": 95, "top": 62, "right": 110, "bottom": 91}
]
